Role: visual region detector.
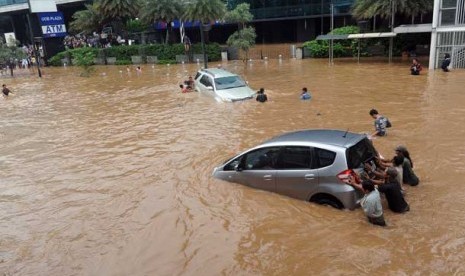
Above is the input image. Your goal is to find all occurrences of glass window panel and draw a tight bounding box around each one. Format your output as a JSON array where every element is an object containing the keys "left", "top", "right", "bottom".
[
  {"left": 441, "top": 9, "right": 456, "bottom": 25},
  {"left": 443, "top": 0, "right": 457, "bottom": 8}
]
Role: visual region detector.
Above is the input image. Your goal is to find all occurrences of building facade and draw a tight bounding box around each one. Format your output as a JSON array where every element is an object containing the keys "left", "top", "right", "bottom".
[
  {"left": 429, "top": 0, "right": 465, "bottom": 69},
  {"left": 223, "top": 0, "right": 355, "bottom": 43},
  {"left": 0, "top": 0, "right": 86, "bottom": 59}
]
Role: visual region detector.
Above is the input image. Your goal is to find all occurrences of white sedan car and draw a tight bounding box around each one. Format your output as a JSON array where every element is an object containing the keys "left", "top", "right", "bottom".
[{"left": 194, "top": 68, "right": 255, "bottom": 102}]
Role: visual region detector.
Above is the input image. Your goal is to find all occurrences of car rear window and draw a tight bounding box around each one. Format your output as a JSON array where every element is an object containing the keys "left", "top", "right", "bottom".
[{"left": 346, "top": 138, "right": 378, "bottom": 169}]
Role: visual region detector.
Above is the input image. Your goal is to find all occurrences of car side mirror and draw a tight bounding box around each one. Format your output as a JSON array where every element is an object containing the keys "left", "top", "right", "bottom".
[
  {"left": 206, "top": 86, "right": 213, "bottom": 90},
  {"left": 235, "top": 164, "right": 243, "bottom": 172}
]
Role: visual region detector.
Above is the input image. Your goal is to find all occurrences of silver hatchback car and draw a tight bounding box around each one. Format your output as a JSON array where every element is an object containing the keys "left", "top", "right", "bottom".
[
  {"left": 212, "top": 129, "right": 379, "bottom": 210},
  {"left": 194, "top": 68, "right": 255, "bottom": 102}
]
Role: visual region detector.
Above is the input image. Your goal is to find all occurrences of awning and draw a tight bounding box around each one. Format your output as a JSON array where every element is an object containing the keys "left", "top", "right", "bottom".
[
  {"left": 394, "top": 24, "right": 432, "bottom": 33},
  {"left": 347, "top": 32, "right": 396, "bottom": 38},
  {"left": 316, "top": 32, "right": 396, "bottom": 40},
  {"left": 316, "top": 34, "right": 349, "bottom": 40}
]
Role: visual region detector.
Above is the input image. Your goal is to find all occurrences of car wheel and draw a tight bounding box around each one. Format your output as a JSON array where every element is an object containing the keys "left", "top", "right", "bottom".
[{"left": 311, "top": 195, "right": 344, "bottom": 209}]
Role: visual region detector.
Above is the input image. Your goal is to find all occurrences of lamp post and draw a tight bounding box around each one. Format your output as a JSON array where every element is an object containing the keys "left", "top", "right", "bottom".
[
  {"left": 388, "top": 0, "right": 394, "bottom": 63},
  {"left": 329, "top": 2, "right": 334, "bottom": 65},
  {"left": 27, "top": 0, "right": 42, "bottom": 78},
  {"left": 200, "top": 23, "right": 211, "bottom": 68}
]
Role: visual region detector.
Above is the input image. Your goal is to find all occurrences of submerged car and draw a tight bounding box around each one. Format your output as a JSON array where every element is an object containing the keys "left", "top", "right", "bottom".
[
  {"left": 194, "top": 68, "right": 255, "bottom": 102},
  {"left": 212, "top": 129, "right": 379, "bottom": 210}
]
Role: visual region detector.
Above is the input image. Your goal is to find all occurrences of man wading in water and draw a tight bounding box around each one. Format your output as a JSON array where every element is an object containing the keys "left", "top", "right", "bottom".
[{"left": 2, "top": 84, "right": 11, "bottom": 98}]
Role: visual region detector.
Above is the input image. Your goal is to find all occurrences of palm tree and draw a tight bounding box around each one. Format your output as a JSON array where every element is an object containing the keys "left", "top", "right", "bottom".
[
  {"left": 97, "top": 0, "right": 141, "bottom": 21},
  {"left": 183, "top": 0, "right": 226, "bottom": 68},
  {"left": 140, "top": 0, "right": 184, "bottom": 44},
  {"left": 352, "top": 0, "right": 433, "bottom": 23},
  {"left": 69, "top": 3, "right": 103, "bottom": 34}
]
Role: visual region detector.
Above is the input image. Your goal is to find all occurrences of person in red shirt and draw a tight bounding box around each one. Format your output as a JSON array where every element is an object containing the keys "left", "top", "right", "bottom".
[{"left": 410, "top": 58, "right": 422, "bottom": 75}]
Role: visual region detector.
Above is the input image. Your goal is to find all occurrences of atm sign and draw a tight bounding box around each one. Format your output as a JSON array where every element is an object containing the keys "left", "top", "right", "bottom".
[{"left": 38, "top": 12, "right": 67, "bottom": 38}]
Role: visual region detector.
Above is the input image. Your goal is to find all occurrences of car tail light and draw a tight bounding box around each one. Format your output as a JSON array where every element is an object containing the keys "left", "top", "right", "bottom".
[{"left": 337, "top": 169, "right": 360, "bottom": 184}]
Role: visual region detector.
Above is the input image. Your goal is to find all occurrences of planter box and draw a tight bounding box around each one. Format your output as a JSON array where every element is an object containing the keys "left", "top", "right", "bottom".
[
  {"left": 193, "top": 54, "right": 206, "bottom": 62},
  {"left": 61, "top": 58, "right": 70, "bottom": 65},
  {"left": 106, "top": 57, "right": 116, "bottom": 65},
  {"left": 146, "top": 56, "right": 158, "bottom": 64},
  {"left": 131, "top": 55, "right": 143, "bottom": 64},
  {"left": 93, "top": 58, "right": 105, "bottom": 65},
  {"left": 175, "top": 55, "right": 188, "bottom": 63}
]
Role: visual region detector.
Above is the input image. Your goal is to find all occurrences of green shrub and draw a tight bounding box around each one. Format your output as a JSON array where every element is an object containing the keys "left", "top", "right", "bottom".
[
  {"left": 48, "top": 43, "right": 222, "bottom": 66},
  {"left": 48, "top": 51, "right": 68, "bottom": 66},
  {"left": 115, "top": 60, "right": 132, "bottom": 65},
  {"left": 303, "top": 25, "right": 360, "bottom": 58},
  {"left": 157, "top": 59, "right": 176, "bottom": 65}
]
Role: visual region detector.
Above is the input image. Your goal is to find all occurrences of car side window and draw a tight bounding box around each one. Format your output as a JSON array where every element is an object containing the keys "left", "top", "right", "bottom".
[
  {"left": 200, "top": 75, "right": 213, "bottom": 87},
  {"left": 277, "top": 146, "right": 312, "bottom": 169},
  {"left": 314, "top": 148, "right": 336, "bottom": 168},
  {"left": 243, "top": 147, "right": 280, "bottom": 170},
  {"left": 194, "top": 72, "right": 201, "bottom": 80},
  {"left": 224, "top": 157, "right": 241, "bottom": 171}
]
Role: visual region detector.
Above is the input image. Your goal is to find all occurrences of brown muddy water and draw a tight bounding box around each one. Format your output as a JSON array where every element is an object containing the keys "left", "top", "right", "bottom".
[{"left": 1, "top": 58, "right": 465, "bottom": 275}]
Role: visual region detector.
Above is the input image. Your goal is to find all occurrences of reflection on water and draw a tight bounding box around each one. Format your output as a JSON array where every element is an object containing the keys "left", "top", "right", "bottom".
[{"left": 1, "top": 59, "right": 465, "bottom": 275}]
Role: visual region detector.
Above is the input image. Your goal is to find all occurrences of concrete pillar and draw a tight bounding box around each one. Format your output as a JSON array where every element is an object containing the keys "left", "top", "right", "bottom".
[{"left": 429, "top": 0, "right": 441, "bottom": 70}]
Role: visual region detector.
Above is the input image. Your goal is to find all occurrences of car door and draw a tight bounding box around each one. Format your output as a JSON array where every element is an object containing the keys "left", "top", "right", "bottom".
[
  {"left": 231, "top": 147, "right": 280, "bottom": 193},
  {"left": 198, "top": 74, "right": 215, "bottom": 97},
  {"left": 275, "top": 146, "right": 319, "bottom": 200}
]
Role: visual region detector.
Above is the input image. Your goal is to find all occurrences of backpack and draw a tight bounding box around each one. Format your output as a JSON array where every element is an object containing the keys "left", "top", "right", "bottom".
[{"left": 385, "top": 117, "right": 392, "bottom": 128}]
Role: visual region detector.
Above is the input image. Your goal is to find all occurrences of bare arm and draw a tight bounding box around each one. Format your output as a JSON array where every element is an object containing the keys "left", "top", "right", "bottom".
[{"left": 346, "top": 175, "right": 363, "bottom": 192}]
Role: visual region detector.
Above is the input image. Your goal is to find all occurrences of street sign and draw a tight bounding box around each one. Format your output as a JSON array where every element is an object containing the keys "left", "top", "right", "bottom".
[{"left": 38, "top": 12, "right": 67, "bottom": 38}]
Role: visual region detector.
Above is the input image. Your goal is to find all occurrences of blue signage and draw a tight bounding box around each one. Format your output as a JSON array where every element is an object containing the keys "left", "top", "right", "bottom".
[
  {"left": 155, "top": 20, "right": 224, "bottom": 30},
  {"left": 38, "top": 12, "right": 67, "bottom": 38}
]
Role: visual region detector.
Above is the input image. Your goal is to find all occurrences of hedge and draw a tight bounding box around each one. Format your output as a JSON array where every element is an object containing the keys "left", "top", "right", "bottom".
[{"left": 48, "top": 43, "right": 221, "bottom": 66}]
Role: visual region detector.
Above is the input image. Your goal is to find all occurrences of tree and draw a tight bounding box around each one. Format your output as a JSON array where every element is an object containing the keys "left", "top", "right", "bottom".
[
  {"left": 140, "top": 0, "right": 184, "bottom": 44},
  {"left": 227, "top": 27, "right": 256, "bottom": 62},
  {"left": 73, "top": 49, "right": 96, "bottom": 77},
  {"left": 183, "top": 0, "right": 226, "bottom": 68},
  {"left": 225, "top": 3, "right": 256, "bottom": 63},
  {"left": 224, "top": 3, "right": 253, "bottom": 30},
  {"left": 69, "top": 3, "right": 103, "bottom": 34},
  {"left": 97, "top": 0, "right": 142, "bottom": 36},
  {"left": 352, "top": 0, "right": 433, "bottom": 21},
  {"left": 0, "top": 37, "right": 26, "bottom": 77}
]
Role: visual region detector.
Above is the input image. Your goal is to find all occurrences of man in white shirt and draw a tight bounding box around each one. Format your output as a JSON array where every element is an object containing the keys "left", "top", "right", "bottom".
[{"left": 347, "top": 177, "right": 386, "bottom": 227}]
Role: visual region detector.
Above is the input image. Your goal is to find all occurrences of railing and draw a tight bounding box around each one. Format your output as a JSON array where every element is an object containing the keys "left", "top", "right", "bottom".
[
  {"left": 453, "top": 45, "right": 465, "bottom": 68},
  {"left": 251, "top": 3, "right": 352, "bottom": 20},
  {"left": 227, "top": 0, "right": 354, "bottom": 20},
  {"left": 436, "top": 31, "right": 465, "bottom": 69}
]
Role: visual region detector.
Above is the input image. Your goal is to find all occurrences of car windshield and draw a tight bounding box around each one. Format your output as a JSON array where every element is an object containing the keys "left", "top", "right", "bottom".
[
  {"left": 346, "top": 138, "right": 378, "bottom": 169},
  {"left": 214, "top": 76, "right": 246, "bottom": 90}
]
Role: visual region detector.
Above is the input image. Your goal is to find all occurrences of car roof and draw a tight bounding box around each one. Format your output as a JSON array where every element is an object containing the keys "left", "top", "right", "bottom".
[
  {"left": 262, "top": 129, "right": 366, "bottom": 148},
  {"left": 199, "top": 68, "right": 237, "bottom": 78}
]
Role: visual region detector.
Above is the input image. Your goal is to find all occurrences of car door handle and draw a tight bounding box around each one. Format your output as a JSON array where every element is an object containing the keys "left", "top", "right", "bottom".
[
  {"left": 304, "top": 174, "right": 315, "bottom": 180},
  {"left": 263, "top": 174, "right": 273, "bottom": 180}
]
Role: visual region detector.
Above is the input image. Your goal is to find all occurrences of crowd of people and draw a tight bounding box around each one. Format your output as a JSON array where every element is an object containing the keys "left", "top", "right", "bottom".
[
  {"left": 63, "top": 32, "right": 125, "bottom": 49},
  {"left": 341, "top": 108, "right": 420, "bottom": 227}
]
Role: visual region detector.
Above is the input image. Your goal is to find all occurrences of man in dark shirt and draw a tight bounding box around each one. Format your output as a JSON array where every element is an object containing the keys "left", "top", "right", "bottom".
[
  {"left": 378, "top": 167, "right": 410, "bottom": 213},
  {"left": 256, "top": 88, "right": 268, "bottom": 103},
  {"left": 2, "top": 84, "right": 11, "bottom": 97}
]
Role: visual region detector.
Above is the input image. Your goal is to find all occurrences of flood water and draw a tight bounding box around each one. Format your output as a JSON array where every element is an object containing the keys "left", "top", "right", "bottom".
[{"left": 1, "top": 58, "right": 465, "bottom": 275}]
